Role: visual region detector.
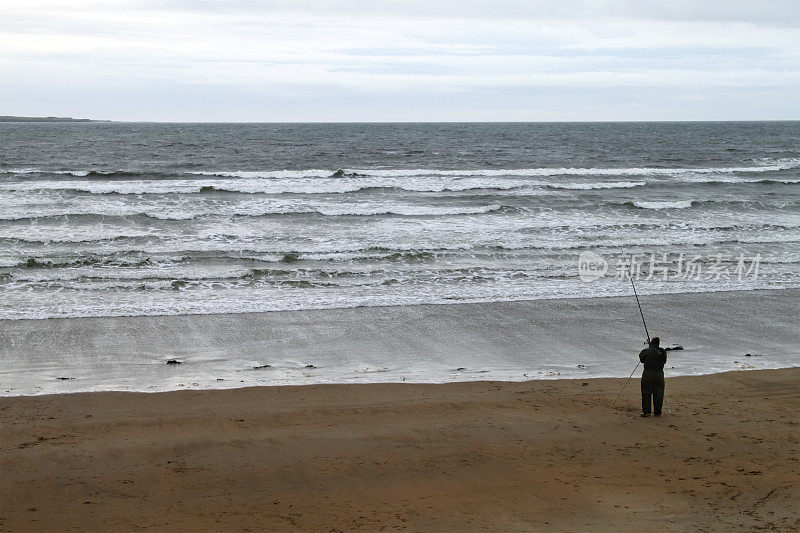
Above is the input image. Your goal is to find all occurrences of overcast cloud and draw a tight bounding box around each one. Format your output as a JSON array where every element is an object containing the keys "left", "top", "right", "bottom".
[{"left": 1, "top": 0, "right": 798, "bottom": 121}]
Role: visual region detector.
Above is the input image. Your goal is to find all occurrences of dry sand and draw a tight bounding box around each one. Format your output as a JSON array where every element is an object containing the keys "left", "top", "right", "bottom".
[{"left": 1, "top": 367, "right": 798, "bottom": 531}]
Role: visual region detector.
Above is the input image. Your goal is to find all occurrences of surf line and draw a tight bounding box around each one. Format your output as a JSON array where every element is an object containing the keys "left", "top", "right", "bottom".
[{"left": 612, "top": 254, "right": 672, "bottom": 414}]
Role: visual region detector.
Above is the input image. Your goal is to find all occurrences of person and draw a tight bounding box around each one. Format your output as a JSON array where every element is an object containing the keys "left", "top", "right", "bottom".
[{"left": 639, "top": 336, "right": 667, "bottom": 416}]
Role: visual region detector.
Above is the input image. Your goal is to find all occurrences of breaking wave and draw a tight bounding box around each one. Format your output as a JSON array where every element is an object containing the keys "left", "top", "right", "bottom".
[
  {"left": 2, "top": 122, "right": 799, "bottom": 325},
  {"left": 189, "top": 160, "right": 800, "bottom": 178},
  {"left": 5, "top": 159, "right": 797, "bottom": 180},
  {"left": 0, "top": 204, "right": 511, "bottom": 223},
  {"left": 0, "top": 177, "right": 643, "bottom": 195},
  {"left": 627, "top": 200, "right": 695, "bottom": 210},
  {"left": 547, "top": 181, "right": 645, "bottom": 190}
]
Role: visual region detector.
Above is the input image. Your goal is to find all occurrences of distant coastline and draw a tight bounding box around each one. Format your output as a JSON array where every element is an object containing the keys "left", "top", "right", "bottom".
[{"left": 0, "top": 115, "right": 109, "bottom": 122}]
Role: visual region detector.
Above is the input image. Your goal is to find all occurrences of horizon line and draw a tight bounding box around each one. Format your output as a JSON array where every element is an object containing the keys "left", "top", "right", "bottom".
[{"left": 3, "top": 118, "right": 799, "bottom": 124}]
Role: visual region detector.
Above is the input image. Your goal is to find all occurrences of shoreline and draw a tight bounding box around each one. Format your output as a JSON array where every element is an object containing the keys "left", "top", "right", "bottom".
[
  {"left": 2, "top": 368, "right": 797, "bottom": 530},
  {"left": 2, "top": 285, "right": 795, "bottom": 323},
  {"left": 6, "top": 364, "right": 799, "bottom": 400},
  {"left": 2, "top": 288, "right": 798, "bottom": 396}
]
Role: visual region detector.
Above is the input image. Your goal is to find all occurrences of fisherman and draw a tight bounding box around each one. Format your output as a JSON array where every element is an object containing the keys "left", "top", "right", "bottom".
[{"left": 639, "top": 336, "right": 667, "bottom": 417}]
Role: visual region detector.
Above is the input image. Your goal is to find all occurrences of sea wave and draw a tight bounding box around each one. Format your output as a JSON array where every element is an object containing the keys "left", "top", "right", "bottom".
[
  {"left": 0, "top": 169, "right": 177, "bottom": 178},
  {"left": 610, "top": 198, "right": 797, "bottom": 211},
  {"left": 0, "top": 181, "right": 529, "bottom": 196},
  {"left": 0, "top": 234, "right": 152, "bottom": 244},
  {"left": 3, "top": 159, "right": 798, "bottom": 181},
  {"left": 11, "top": 256, "right": 160, "bottom": 269},
  {"left": 190, "top": 161, "right": 800, "bottom": 178},
  {"left": 4, "top": 175, "right": 796, "bottom": 196},
  {"left": 0, "top": 180, "right": 211, "bottom": 195},
  {"left": 4, "top": 231, "right": 799, "bottom": 252},
  {"left": 7, "top": 264, "right": 550, "bottom": 286},
  {"left": 672, "top": 176, "right": 800, "bottom": 185},
  {"left": 190, "top": 170, "right": 332, "bottom": 179},
  {"left": 0, "top": 203, "right": 511, "bottom": 222},
  {"left": 547, "top": 181, "right": 645, "bottom": 190},
  {"left": 6, "top": 242, "right": 799, "bottom": 285},
  {"left": 628, "top": 200, "right": 695, "bottom": 210},
  {"left": 0, "top": 177, "right": 643, "bottom": 195},
  {"left": 2, "top": 196, "right": 793, "bottom": 224}
]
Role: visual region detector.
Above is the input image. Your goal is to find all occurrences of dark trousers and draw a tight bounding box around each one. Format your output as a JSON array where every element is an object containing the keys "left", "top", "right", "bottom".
[{"left": 641, "top": 370, "right": 665, "bottom": 415}]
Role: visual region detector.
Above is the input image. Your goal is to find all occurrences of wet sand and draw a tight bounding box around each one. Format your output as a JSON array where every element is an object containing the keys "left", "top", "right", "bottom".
[
  {"left": 3, "top": 288, "right": 799, "bottom": 395},
  {"left": 1, "top": 367, "right": 798, "bottom": 531}
]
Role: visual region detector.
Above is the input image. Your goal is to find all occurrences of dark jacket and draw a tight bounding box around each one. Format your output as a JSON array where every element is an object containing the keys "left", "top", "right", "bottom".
[{"left": 639, "top": 345, "right": 667, "bottom": 373}]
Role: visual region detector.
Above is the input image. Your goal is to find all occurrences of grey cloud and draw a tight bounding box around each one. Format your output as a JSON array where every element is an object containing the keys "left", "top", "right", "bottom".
[
  {"left": 1, "top": 0, "right": 798, "bottom": 120},
  {"left": 132, "top": 0, "right": 800, "bottom": 27}
]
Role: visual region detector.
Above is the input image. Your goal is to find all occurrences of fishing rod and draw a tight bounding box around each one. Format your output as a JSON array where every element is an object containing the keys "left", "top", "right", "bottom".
[
  {"left": 629, "top": 265, "right": 649, "bottom": 342},
  {"left": 612, "top": 257, "right": 672, "bottom": 413},
  {"left": 611, "top": 260, "right": 644, "bottom": 405}
]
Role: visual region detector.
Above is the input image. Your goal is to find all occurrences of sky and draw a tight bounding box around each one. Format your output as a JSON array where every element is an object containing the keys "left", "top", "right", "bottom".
[{"left": 1, "top": 0, "right": 799, "bottom": 121}]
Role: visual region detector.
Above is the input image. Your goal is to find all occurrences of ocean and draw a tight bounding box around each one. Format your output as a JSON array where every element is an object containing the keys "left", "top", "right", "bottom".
[
  {"left": 1, "top": 121, "right": 798, "bottom": 320},
  {"left": 1, "top": 121, "right": 799, "bottom": 395}
]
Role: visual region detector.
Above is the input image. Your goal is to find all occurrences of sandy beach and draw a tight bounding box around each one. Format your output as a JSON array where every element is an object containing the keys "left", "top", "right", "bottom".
[{"left": 2, "top": 367, "right": 797, "bottom": 531}]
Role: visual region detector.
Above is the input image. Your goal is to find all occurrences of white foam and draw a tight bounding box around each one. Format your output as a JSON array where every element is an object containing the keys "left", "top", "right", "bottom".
[
  {"left": 190, "top": 170, "right": 331, "bottom": 178},
  {"left": 674, "top": 175, "right": 800, "bottom": 184},
  {"left": 0, "top": 180, "right": 201, "bottom": 195},
  {"left": 550, "top": 181, "right": 645, "bottom": 190},
  {"left": 4, "top": 158, "right": 799, "bottom": 180},
  {"left": 53, "top": 170, "right": 91, "bottom": 177},
  {"left": 311, "top": 204, "right": 505, "bottom": 217},
  {"left": 632, "top": 200, "right": 694, "bottom": 209},
  {"left": 0, "top": 198, "right": 508, "bottom": 224},
  {"left": 344, "top": 162, "right": 800, "bottom": 177},
  {"left": 0, "top": 167, "right": 41, "bottom": 175},
  {"left": 0, "top": 177, "right": 546, "bottom": 196}
]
